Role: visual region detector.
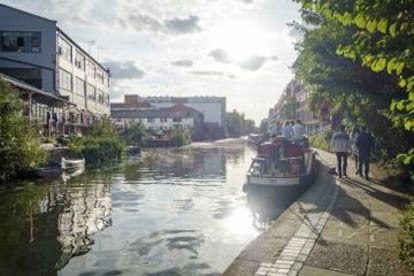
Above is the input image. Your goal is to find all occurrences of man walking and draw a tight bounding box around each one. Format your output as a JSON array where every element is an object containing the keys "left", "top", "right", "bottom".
[
  {"left": 356, "top": 126, "right": 375, "bottom": 180},
  {"left": 330, "top": 125, "right": 350, "bottom": 178}
]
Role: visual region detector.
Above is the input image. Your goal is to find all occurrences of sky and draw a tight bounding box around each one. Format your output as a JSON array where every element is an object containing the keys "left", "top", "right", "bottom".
[{"left": 2, "top": 0, "right": 302, "bottom": 124}]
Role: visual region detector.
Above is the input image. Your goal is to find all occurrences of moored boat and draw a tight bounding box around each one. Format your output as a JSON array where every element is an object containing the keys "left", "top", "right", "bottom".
[
  {"left": 61, "top": 157, "right": 85, "bottom": 170},
  {"left": 34, "top": 161, "right": 62, "bottom": 178},
  {"left": 244, "top": 136, "right": 316, "bottom": 208},
  {"left": 247, "top": 133, "right": 265, "bottom": 145}
]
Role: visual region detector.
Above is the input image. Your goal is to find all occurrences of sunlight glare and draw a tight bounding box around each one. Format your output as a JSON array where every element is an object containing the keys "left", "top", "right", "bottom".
[
  {"left": 223, "top": 206, "right": 257, "bottom": 237},
  {"left": 212, "top": 21, "right": 269, "bottom": 61}
]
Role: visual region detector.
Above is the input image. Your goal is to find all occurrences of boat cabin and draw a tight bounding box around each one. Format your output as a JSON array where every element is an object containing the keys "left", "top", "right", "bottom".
[{"left": 248, "top": 136, "right": 310, "bottom": 177}]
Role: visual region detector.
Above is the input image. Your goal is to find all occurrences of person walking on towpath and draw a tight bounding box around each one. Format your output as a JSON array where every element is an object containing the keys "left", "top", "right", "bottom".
[
  {"left": 356, "top": 126, "right": 375, "bottom": 180},
  {"left": 330, "top": 125, "right": 350, "bottom": 178},
  {"left": 350, "top": 125, "right": 360, "bottom": 174}
]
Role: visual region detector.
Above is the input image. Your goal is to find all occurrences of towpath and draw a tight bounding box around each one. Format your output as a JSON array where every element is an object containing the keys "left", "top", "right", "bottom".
[{"left": 224, "top": 149, "right": 411, "bottom": 276}]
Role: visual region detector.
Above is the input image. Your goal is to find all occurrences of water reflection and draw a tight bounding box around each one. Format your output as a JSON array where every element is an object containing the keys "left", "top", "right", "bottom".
[{"left": 0, "top": 139, "right": 290, "bottom": 275}]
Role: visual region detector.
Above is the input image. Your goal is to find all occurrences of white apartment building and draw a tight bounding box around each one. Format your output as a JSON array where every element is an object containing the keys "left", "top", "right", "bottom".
[{"left": 0, "top": 3, "right": 110, "bottom": 133}]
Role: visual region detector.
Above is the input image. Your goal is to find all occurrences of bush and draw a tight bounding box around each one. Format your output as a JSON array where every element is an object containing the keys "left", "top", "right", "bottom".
[
  {"left": 399, "top": 200, "right": 414, "bottom": 272},
  {"left": 308, "top": 128, "right": 333, "bottom": 152},
  {"left": 168, "top": 127, "right": 191, "bottom": 147},
  {"left": 69, "top": 118, "right": 125, "bottom": 165},
  {"left": 82, "top": 136, "right": 124, "bottom": 164},
  {"left": 0, "top": 79, "right": 46, "bottom": 182}
]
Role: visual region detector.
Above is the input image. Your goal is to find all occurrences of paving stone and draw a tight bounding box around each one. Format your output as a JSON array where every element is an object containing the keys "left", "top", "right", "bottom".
[
  {"left": 306, "top": 240, "right": 368, "bottom": 275},
  {"left": 223, "top": 258, "right": 260, "bottom": 276},
  {"left": 239, "top": 237, "right": 287, "bottom": 262},
  {"left": 367, "top": 247, "right": 412, "bottom": 276},
  {"left": 299, "top": 265, "right": 354, "bottom": 275}
]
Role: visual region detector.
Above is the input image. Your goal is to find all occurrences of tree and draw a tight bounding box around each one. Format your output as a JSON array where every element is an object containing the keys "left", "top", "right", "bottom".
[
  {"left": 292, "top": 0, "right": 414, "bottom": 165},
  {"left": 0, "top": 79, "right": 46, "bottom": 182}
]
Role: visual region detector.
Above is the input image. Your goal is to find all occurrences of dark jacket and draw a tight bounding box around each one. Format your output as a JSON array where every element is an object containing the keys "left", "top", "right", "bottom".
[{"left": 356, "top": 132, "right": 375, "bottom": 156}]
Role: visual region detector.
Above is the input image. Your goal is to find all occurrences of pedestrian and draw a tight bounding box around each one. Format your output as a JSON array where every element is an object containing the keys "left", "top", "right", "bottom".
[
  {"left": 330, "top": 125, "right": 350, "bottom": 178},
  {"left": 293, "top": 119, "right": 305, "bottom": 141},
  {"left": 282, "top": 121, "right": 293, "bottom": 140},
  {"left": 356, "top": 126, "right": 375, "bottom": 180},
  {"left": 350, "top": 125, "right": 360, "bottom": 174}
]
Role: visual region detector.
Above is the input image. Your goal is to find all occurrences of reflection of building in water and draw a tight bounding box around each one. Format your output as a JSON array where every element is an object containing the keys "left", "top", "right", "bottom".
[{"left": 55, "top": 183, "right": 112, "bottom": 270}]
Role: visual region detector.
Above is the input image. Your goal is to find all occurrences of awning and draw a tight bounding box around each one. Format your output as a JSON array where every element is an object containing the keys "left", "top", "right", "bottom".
[{"left": 0, "top": 73, "right": 75, "bottom": 108}]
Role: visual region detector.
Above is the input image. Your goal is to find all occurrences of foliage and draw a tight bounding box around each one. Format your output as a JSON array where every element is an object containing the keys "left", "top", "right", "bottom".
[
  {"left": 0, "top": 79, "right": 46, "bottom": 182},
  {"left": 308, "top": 128, "right": 332, "bottom": 152},
  {"left": 292, "top": 0, "right": 414, "bottom": 169},
  {"left": 399, "top": 200, "right": 414, "bottom": 272},
  {"left": 168, "top": 127, "right": 192, "bottom": 147},
  {"left": 124, "top": 121, "right": 149, "bottom": 146},
  {"left": 69, "top": 117, "right": 125, "bottom": 165},
  {"left": 226, "top": 109, "right": 257, "bottom": 138}
]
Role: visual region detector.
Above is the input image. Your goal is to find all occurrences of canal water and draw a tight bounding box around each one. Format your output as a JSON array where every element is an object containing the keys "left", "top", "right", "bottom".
[{"left": 0, "top": 139, "right": 285, "bottom": 276}]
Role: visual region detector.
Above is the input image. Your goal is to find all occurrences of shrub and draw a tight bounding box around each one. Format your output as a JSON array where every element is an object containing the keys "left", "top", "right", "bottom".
[
  {"left": 69, "top": 118, "right": 125, "bottom": 165},
  {"left": 0, "top": 79, "right": 46, "bottom": 182},
  {"left": 308, "top": 128, "right": 333, "bottom": 152},
  {"left": 168, "top": 127, "right": 191, "bottom": 147},
  {"left": 399, "top": 200, "right": 414, "bottom": 272}
]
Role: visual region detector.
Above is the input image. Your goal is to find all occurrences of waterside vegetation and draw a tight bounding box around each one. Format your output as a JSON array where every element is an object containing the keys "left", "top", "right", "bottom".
[{"left": 0, "top": 79, "right": 46, "bottom": 183}]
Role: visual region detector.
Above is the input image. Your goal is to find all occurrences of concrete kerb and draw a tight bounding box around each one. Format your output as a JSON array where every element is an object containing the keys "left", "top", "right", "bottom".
[{"left": 224, "top": 153, "right": 340, "bottom": 276}]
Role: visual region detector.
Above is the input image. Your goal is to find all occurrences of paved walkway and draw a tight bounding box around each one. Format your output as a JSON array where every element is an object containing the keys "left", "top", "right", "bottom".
[{"left": 224, "top": 149, "right": 411, "bottom": 276}]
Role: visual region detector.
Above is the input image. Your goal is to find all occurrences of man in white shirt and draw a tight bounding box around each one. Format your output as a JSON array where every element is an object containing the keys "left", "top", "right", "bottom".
[
  {"left": 330, "top": 125, "right": 350, "bottom": 178},
  {"left": 293, "top": 119, "right": 305, "bottom": 141},
  {"left": 282, "top": 121, "right": 293, "bottom": 140}
]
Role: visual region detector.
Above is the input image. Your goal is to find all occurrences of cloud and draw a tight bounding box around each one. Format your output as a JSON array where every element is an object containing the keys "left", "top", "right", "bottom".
[
  {"left": 171, "top": 60, "right": 194, "bottom": 67},
  {"left": 242, "top": 0, "right": 254, "bottom": 3},
  {"left": 238, "top": 55, "right": 278, "bottom": 71},
  {"left": 209, "top": 48, "right": 232, "bottom": 64},
  {"left": 208, "top": 48, "right": 279, "bottom": 71},
  {"left": 122, "top": 12, "right": 201, "bottom": 35},
  {"left": 164, "top": 15, "right": 201, "bottom": 34},
  {"left": 103, "top": 60, "right": 145, "bottom": 79},
  {"left": 189, "top": 70, "right": 236, "bottom": 79}
]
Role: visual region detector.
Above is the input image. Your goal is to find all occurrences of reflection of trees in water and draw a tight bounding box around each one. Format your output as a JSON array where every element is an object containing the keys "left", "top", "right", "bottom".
[
  {"left": 55, "top": 174, "right": 112, "bottom": 270},
  {"left": 0, "top": 172, "right": 114, "bottom": 275},
  {"left": 0, "top": 183, "right": 62, "bottom": 276}
]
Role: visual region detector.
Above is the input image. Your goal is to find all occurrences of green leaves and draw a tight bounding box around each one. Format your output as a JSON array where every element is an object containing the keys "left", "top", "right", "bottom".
[
  {"left": 371, "top": 57, "right": 387, "bottom": 72},
  {"left": 389, "top": 23, "right": 397, "bottom": 38},
  {"left": 354, "top": 14, "right": 366, "bottom": 28},
  {"left": 366, "top": 19, "right": 377, "bottom": 33},
  {"left": 377, "top": 18, "right": 388, "bottom": 34}
]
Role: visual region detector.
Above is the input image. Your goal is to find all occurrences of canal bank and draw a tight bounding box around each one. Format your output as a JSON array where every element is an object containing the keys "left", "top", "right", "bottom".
[{"left": 224, "top": 149, "right": 411, "bottom": 276}]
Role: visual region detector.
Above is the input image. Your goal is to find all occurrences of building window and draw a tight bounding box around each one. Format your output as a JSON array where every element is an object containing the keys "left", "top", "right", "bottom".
[
  {"left": 96, "top": 69, "right": 104, "bottom": 84},
  {"left": 59, "top": 68, "right": 72, "bottom": 91},
  {"left": 58, "top": 38, "right": 72, "bottom": 62},
  {"left": 75, "top": 50, "right": 85, "bottom": 70},
  {"left": 173, "top": 118, "right": 182, "bottom": 122},
  {"left": 0, "top": 31, "right": 41, "bottom": 52},
  {"left": 86, "top": 60, "right": 95, "bottom": 77},
  {"left": 75, "top": 77, "right": 85, "bottom": 96},
  {"left": 87, "top": 83, "right": 96, "bottom": 100},
  {"left": 97, "top": 89, "right": 104, "bottom": 103},
  {"left": 147, "top": 118, "right": 154, "bottom": 123}
]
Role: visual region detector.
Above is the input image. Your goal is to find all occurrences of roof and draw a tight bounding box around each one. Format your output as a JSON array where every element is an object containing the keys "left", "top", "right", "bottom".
[
  {"left": 57, "top": 28, "right": 110, "bottom": 73},
  {"left": 0, "top": 73, "right": 73, "bottom": 106},
  {"left": 111, "top": 101, "right": 153, "bottom": 109},
  {"left": 0, "top": 3, "right": 57, "bottom": 23}
]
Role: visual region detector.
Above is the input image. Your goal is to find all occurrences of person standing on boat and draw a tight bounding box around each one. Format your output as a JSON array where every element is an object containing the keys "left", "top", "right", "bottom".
[
  {"left": 356, "top": 126, "right": 375, "bottom": 180},
  {"left": 330, "top": 125, "right": 350, "bottom": 178},
  {"left": 293, "top": 119, "right": 305, "bottom": 142},
  {"left": 282, "top": 121, "right": 293, "bottom": 140}
]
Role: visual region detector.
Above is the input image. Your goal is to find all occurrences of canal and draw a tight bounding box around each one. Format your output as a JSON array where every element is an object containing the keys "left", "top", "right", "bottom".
[{"left": 0, "top": 139, "right": 285, "bottom": 275}]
